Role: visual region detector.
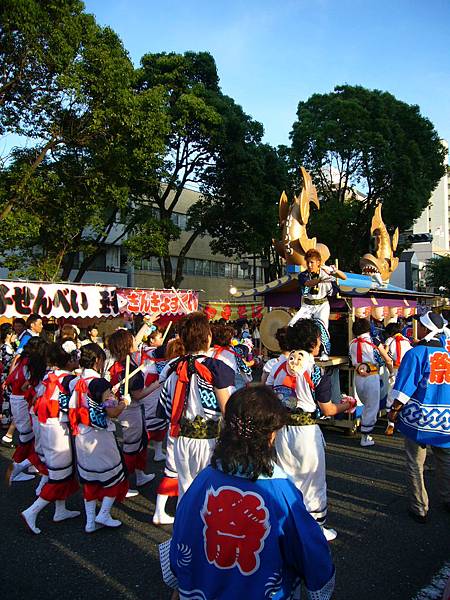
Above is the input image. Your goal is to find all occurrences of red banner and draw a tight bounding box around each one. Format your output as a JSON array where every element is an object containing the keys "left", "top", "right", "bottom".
[
  {"left": 117, "top": 289, "right": 198, "bottom": 316},
  {"left": 201, "top": 302, "right": 264, "bottom": 321}
]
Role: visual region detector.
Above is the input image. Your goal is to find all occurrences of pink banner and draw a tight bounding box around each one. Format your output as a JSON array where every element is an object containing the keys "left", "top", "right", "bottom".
[{"left": 116, "top": 288, "right": 198, "bottom": 316}]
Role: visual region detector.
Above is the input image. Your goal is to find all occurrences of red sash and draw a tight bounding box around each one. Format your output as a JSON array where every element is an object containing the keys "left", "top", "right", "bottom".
[
  {"left": 393, "top": 334, "right": 408, "bottom": 368},
  {"left": 354, "top": 337, "right": 378, "bottom": 364},
  {"left": 5, "top": 358, "right": 29, "bottom": 395},
  {"left": 170, "top": 357, "right": 213, "bottom": 438},
  {"left": 69, "top": 376, "right": 95, "bottom": 436},
  {"left": 35, "top": 372, "right": 67, "bottom": 423},
  {"left": 273, "top": 361, "right": 315, "bottom": 391}
]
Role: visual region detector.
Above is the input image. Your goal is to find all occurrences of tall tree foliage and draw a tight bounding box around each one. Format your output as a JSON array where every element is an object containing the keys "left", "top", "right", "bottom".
[
  {"left": 425, "top": 256, "right": 450, "bottom": 294},
  {"left": 290, "top": 85, "right": 446, "bottom": 270},
  {"left": 127, "top": 51, "right": 271, "bottom": 287}
]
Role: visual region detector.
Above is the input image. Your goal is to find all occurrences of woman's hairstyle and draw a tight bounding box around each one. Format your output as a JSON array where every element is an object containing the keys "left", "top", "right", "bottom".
[
  {"left": 79, "top": 343, "right": 106, "bottom": 370},
  {"left": 59, "top": 324, "right": 78, "bottom": 341},
  {"left": 352, "top": 318, "right": 371, "bottom": 337},
  {"left": 285, "top": 319, "right": 320, "bottom": 352},
  {"left": 275, "top": 326, "right": 289, "bottom": 352},
  {"left": 305, "top": 249, "right": 322, "bottom": 263},
  {"left": 22, "top": 337, "right": 48, "bottom": 383},
  {"left": 210, "top": 322, "right": 234, "bottom": 347},
  {"left": 165, "top": 337, "right": 185, "bottom": 360},
  {"left": 0, "top": 323, "right": 13, "bottom": 343},
  {"left": 87, "top": 324, "right": 98, "bottom": 335},
  {"left": 178, "top": 312, "right": 211, "bottom": 353},
  {"left": 108, "top": 329, "right": 134, "bottom": 362},
  {"left": 384, "top": 322, "right": 403, "bottom": 337},
  {"left": 211, "top": 385, "right": 287, "bottom": 481}
]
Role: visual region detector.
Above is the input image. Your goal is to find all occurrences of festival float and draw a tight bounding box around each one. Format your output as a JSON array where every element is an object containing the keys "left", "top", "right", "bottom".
[{"left": 232, "top": 168, "right": 435, "bottom": 433}]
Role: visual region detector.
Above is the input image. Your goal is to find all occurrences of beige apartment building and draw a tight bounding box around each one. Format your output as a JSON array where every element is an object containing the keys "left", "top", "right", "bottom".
[{"left": 133, "top": 187, "right": 263, "bottom": 303}]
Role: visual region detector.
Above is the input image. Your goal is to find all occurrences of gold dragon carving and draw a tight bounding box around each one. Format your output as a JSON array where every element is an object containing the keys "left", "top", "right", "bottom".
[
  {"left": 273, "top": 167, "right": 330, "bottom": 267},
  {"left": 359, "top": 204, "right": 399, "bottom": 284}
]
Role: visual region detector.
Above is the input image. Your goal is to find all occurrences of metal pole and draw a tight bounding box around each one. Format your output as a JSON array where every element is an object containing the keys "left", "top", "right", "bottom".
[{"left": 253, "top": 255, "right": 256, "bottom": 300}]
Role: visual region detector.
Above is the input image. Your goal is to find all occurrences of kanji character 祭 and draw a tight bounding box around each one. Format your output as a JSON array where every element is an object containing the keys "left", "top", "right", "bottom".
[
  {"left": 201, "top": 486, "right": 270, "bottom": 576},
  {"left": 429, "top": 352, "right": 450, "bottom": 385}
]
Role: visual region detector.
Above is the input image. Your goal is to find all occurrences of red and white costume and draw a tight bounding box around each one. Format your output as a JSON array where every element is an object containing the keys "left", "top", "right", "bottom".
[
  {"left": 267, "top": 354, "right": 330, "bottom": 525},
  {"left": 69, "top": 369, "right": 128, "bottom": 502},
  {"left": 208, "top": 345, "right": 252, "bottom": 389},
  {"left": 33, "top": 369, "right": 78, "bottom": 501},
  {"left": 109, "top": 360, "right": 148, "bottom": 475},
  {"left": 385, "top": 333, "right": 412, "bottom": 409}
]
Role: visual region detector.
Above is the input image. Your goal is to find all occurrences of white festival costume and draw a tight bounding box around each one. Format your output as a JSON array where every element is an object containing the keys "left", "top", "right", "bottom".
[{"left": 267, "top": 354, "right": 328, "bottom": 524}]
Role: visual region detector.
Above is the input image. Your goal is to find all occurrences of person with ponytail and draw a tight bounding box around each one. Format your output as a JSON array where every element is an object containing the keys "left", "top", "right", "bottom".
[
  {"left": 108, "top": 328, "right": 157, "bottom": 495},
  {"left": 5, "top": 337, "right": 48, "bottom": 484},
  {"left": 160, "top": 385, "right": 335, "bottom": 600},
  {"left": 21, "top": 340, "right": 81, "bottom": 534},
  {"left": 69, "top": 343, "right": 129, "bottom": 533}
]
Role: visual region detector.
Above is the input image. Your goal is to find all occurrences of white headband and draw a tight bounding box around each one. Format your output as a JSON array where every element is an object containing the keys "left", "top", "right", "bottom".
[{"left": 420, "top": 311, "right": 444, "bottom": 341}]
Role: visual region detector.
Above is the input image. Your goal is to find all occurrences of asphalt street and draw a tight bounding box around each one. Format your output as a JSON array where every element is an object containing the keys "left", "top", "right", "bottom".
[{"left": 1, "top": 422, "right": 448, "bottom": 600}]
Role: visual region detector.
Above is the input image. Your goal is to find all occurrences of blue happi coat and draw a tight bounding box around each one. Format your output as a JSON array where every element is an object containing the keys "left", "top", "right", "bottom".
[
  {"left": 392, "top": 339, "right": 450, "bottom": 448},
  {"left": 160, "top": 464, "right": 335, "bottom": 600}
]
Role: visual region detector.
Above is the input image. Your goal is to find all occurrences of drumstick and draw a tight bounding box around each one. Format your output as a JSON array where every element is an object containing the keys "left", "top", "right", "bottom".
[
  {"left": 124, "top": 354, "right": 130, "bottom": 398},
  {"left": 171, "top": 287, "right": 190, "bottom": 314},
  {"left": 161, "top": 321, "right": 172, "bottom": 343}
]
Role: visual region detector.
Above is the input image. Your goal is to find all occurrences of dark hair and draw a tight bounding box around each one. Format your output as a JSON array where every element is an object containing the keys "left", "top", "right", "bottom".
[
  {"left": 79, "top": 343, "right": 106, "bottom": 369},
  {"left": 285, "top": 319, "right": 320, "bottom": 352},
  {"left": 87, "top": 324, "right": 99, "bottom": 334},
  {"left": 384, "top": 322, "right": 403, "bottom": 337},
  {"left": 22, "top": 337, "right": 48, "bottom": 383},
  {"left": 48, "top": 341, "right": 72, "bottom": 369},
  {"left": 212, "top": 385, "right": 287, "bottom": 481},
  {"left": 353, "top": 318, "right": 371, "bottom": 337},
  {"left": 178, "top": 312, "right": 211, "bottom": 353},
  {"left": 13, "top": 318, "right": 26, "bottom": 326},
  {"left": 0, "top": 323, "right": 13, "bottom": 343},
  {"left": 305, "top": 249, "right": 322, "bottom": 262},
  {"left": 26, "top": 313, "right": 42, "bottom": 328},
  {"left": 108, "top": 329, "right": 134, "bottom": 362},
  {"left": 148, "top": 327, "right": 161, "bottom": 341},
  {"left": 210, "top": 323, "right": 234, "bottom": 347},
  {"left": 275, "top": 326, "right": 289, "bottom": 352}
]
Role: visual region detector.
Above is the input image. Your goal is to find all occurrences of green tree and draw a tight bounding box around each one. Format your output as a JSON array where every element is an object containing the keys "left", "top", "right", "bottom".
[
  {"left": 425, "top": 256, "right": 450, "bottom": 294},
  {"left": 290, "top": 85, "right": 446, "bottom": 270},
  {"left": 190, "top": 142, "right": 290, "bottom": 281},
  {"left": 127, "top": 51, "right": 268, "bottom": 288},
  {"left": 0, "top": 5, "right": 170, "bottom": 281}
]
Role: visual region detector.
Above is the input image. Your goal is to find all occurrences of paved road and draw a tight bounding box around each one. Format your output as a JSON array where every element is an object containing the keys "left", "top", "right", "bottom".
[{"left": 1, "top": 423, "right": 449, "bottom": 600}]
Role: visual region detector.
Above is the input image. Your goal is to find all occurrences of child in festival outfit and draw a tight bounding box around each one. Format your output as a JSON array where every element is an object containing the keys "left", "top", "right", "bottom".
[
  {"left": 153, "top": 337, "right": 186, "bottom": 526},
  {"left": 136, "top": 327, "right": 169, "bottom": 463},
  {"left": 108, "top": 329, "right": 158, "bottom": 495},
  {"left": 349, "top": 318, "right": 393, "bottom": 447},
  {"left": 383, "top": 321, "right": 412, "bottom": 434},
  {"left": 289, "top": 249, "right": 346, "bottom": 358},
  {"left": 157, "top": 312, "right": 235, "bottom": 500},
  {"left": 261, "top": 327, "right": 289, "bottom": 385},
  {"left": 6, "top": 338, "right": 48, "bottom": 484},
  {"left": 160, "top": 385, "right": 335, "bottom": 600},
  {"left": 21, "top": 340, "right": 81, "bottom": 534},
  {"left": 69, "top": 343, "right": 129, "bottom": 533},
  {"left": 267, "top": 319, "right": 354, "bottom": 541},
  {"left": 209, "top": 323, "right": 253, "bottom": 390}
]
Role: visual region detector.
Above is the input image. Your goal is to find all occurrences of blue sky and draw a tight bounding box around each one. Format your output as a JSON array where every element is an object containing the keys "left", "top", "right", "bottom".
[{"left": 84, "top": 0, "right": 450, "bottom": 151}]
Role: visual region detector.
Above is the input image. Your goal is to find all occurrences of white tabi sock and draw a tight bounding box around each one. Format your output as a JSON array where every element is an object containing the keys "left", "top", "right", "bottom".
[
  {"left": 21, "top": 497, "right": 50, "bottom": 534},
  {"left": 153, "top": 494, "right": 174, "bottom": 525},
  {"left": 9, "top": 459, "right": 34, "bottom": 484},
  {"left": 84, "top": 500, "right": 98, "bottom": 533},
  {"left": 153, "top": 442, "right": 166, "bottom": 462},
  {"left": 35, "top": 475, "right": 48, "bottom": 496},
  {"left": 135, "top": 469, "right": 155, "bottom": 487},
  {"left": 95, "top": 496, "right": 122, "bottom": 528},
  {"left": 53, "top": 500, "right": 80, "bottom": 522}
]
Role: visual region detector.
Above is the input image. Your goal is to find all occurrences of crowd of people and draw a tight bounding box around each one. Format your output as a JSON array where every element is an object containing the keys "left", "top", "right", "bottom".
[{"left": 0, "top": 299, "right": 449, "bottom": 599}]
